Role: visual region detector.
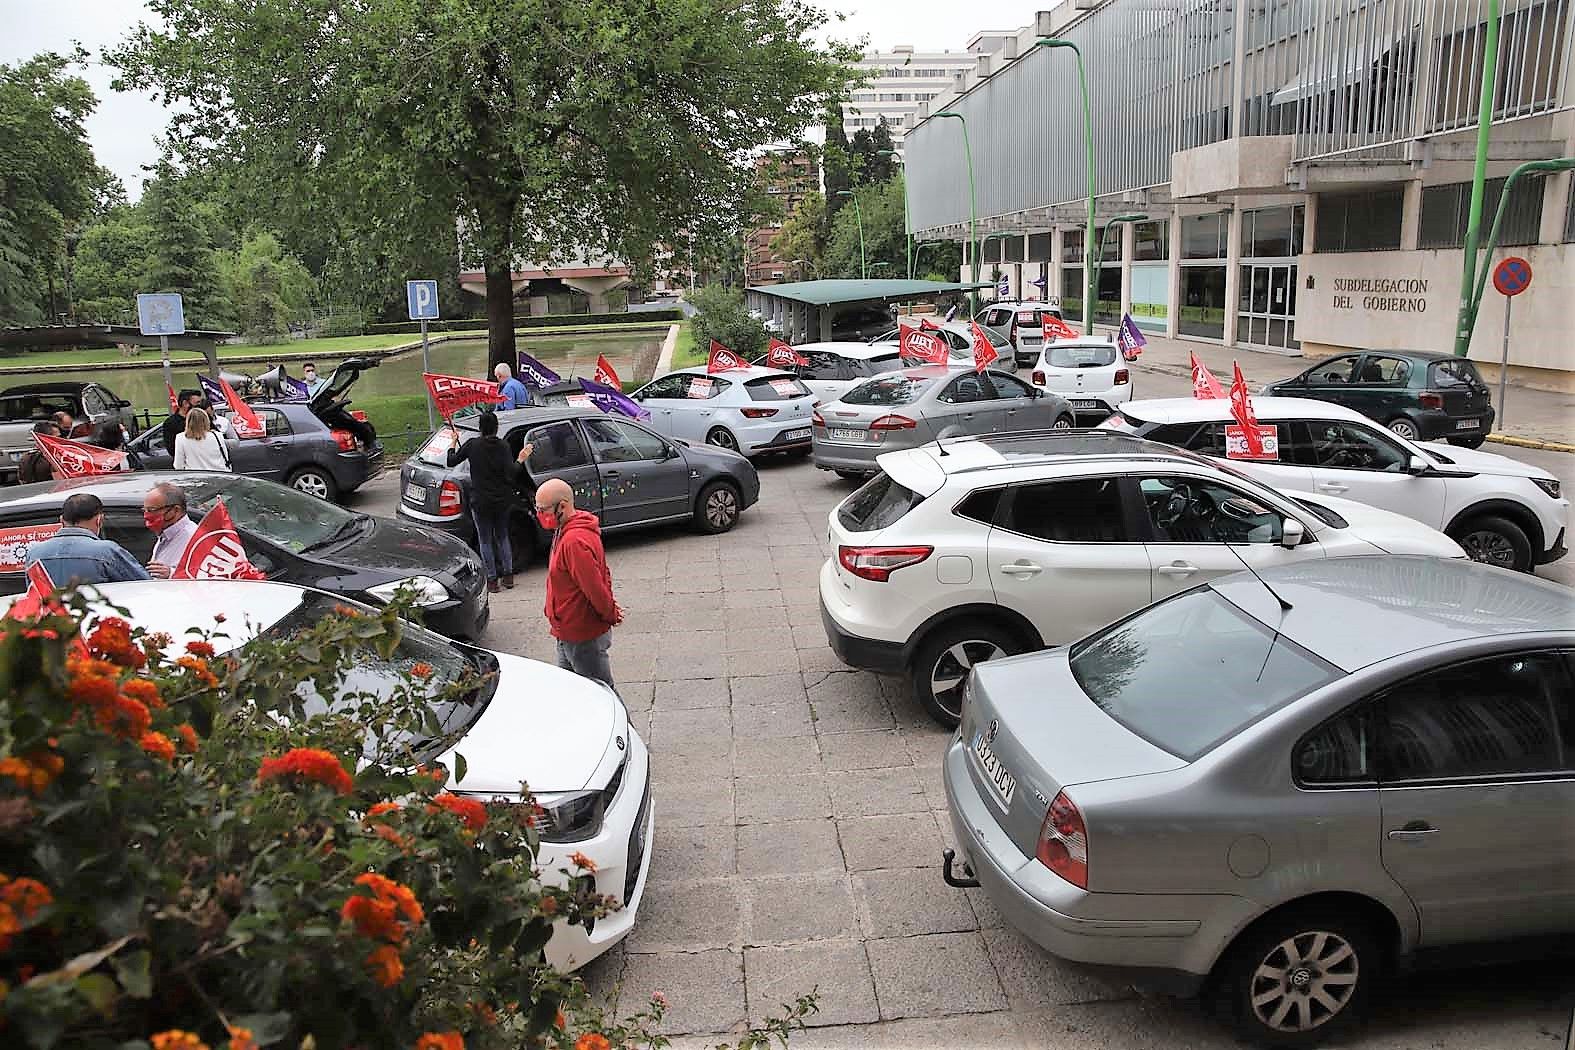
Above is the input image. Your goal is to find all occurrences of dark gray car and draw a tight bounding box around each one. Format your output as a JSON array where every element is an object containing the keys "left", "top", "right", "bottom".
[
  {"left": 944, "top": 555, "right": 1574, "bottom": 1046},
  {"left": 0, "top": 381, "right": 139, "bottom": 483}
]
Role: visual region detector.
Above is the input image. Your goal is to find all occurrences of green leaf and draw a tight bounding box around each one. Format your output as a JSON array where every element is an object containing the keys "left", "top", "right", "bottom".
[
  {"left": 75, "top": 973, "right": 119, "bottom": 1015},
  {"left": 453, "top": 751, "right": 467, "bottom": 785},
  {"left": 110, "top": 949, "right": 152, "bottom": 998}
]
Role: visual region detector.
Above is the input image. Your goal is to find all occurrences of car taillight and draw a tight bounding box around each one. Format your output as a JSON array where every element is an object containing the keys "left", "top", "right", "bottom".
[
  {"left": 1031, "top": 370, "right": 1046, "bottom": 386},
  {"left": 1114, "top": 369, "right": 1130, "bottom": 385},
  {"left": 869, "top": 414, "right": 917, "bottom": 431},
  {"left": 1420, "top": 391, "right": 1443, "bottom": 409},
  {"left": 812, "top": 409, "right": 826, "bottom": 427},
  {"left": 837, "top": 545, "right": 933, "bottom": 582},
  {"left": 1035, "top": 790, "right": 1088, "bottom": 889},
  {"left": 438, "top": 480, "right": 463, "bottom": 517},
  {"left": 740, "top": 407, "right": 779, "bottom": 418},
  {"left": 331, "top": 429, "right": 357, "bottom": 452},
  {"left": 350, "top": 410, "right": 368, "bottom": 422}
]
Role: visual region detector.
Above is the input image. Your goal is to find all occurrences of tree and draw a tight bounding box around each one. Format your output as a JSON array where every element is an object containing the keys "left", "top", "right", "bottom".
[
  {"left": 221, "top": 230, "right": 316, "bottom": 342},
  {"left": 72, "top": 204, "right": 153, "bottom": 324},
  {"left": 140, "top": 163, "right": 234, "bottom": 330},
  {"left": 689, "top": 283, "right": 769, "bottom": 359},
  {"left": 822, "top": 99, "right": 854, "bottom": 219},
  {"left": 824, "top": 175, "right": 960, "bottom": 281},
  {"left": 867, "top": 123, "right": 897, "bottom": 184},
  {"left": 114, "top": 0, "right": 856, "bottom": 370},
  {"left": 771, "top": 191, "right": 827, "bottom": 280}
]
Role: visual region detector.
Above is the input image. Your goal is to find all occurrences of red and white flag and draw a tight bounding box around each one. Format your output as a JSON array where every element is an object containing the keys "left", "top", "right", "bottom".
[
  {"left": 0, "top": 524, "right": 62, "bottom": 573},
  {"left": 969, "top": 322, "right": 998, "bottom": 373},
  {"left": 1226, "top": 362, "right": 1272, "bottom": 460},
  {"left": 219, "top": 377, "right": 265, "bottom": 439},
  {"left": 919, "top": 318, "right": 945, "bottom": 332},
  {"left": 764, "top": 338, "right": 807, "bottom": 369},
  {"left": 707, "top": 340, "right": 744, "bottom": 374},
  {"left": 1190, "top": 351, "right": 1226, "bottom": 400},
  {"left": 5, "top": 562, "right": 63, "bottom": 624},
  {"left": 423, "top": 372, "right": 506, "bottom": 420},
  {"left": 173, "top": 502, "right": 268, "bottom": 581},
  {"left": 1041, "top": 315, "right": 1079, "bottom": 343},
  {"left": 166, "top": 382, "right": 180, "bottom": 414},
  {"left": 32, "top": 433, "right": 127, "bottom": 477},
  {"left": 592, "top": 353, "right": 621, "bottom": 388},
  {"left": 898, "top": 325, "right": 948, "bottom": 365}
]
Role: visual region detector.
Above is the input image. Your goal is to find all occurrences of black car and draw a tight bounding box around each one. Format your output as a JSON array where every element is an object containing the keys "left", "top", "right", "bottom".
[
  {"left": 1261, "top": 349, "right": 1495, "bottom": 447},
  {"left": 397, "top": 406, "right": 761, "bottom": 561},
  {"left": 0, "top": 472, "right": 489, "bottom": 639}
]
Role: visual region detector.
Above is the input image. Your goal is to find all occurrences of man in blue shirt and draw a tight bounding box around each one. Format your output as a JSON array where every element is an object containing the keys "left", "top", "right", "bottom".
[
  {"left": 26, "top": 493, "right": 151, "bottom": 587},
  {"left": 493, "top": 363, "right": 531, "bottom": 410}
]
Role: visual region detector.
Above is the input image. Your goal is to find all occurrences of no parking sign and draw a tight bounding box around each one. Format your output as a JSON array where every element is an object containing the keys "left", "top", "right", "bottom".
[{"left": 1490, "top": 256, "right": 1532, "bottom": 428}]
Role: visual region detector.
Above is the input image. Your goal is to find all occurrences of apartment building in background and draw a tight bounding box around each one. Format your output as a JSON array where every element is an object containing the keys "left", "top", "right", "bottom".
[
  {"left": 844, "top": 46, "right": 982, "bottom": 152},
  {"left": 746, "top": 149, "right": 819, "bottom": 286}
]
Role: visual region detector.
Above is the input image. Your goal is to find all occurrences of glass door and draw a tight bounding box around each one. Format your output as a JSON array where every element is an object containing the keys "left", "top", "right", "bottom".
[{"left": 1237, "top": 263, "right": 1299, "bottom": 352}]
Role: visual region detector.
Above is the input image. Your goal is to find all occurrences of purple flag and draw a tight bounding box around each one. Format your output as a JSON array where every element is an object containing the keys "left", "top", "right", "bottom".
[
  {"left": 1116, "top": 313, "right": 1148, "bottom": 361},
  {"left": 581, "top": 378, "right": 650, "bottom": 421},
  {"left": 197, "top": 374, "right": 227, "bottom": 409},
  {"left": 516, "top": 349, "right": 561, "bottom": 389},
  {"left": 281, "top": 374, "right": 311, "bottom": 401}
]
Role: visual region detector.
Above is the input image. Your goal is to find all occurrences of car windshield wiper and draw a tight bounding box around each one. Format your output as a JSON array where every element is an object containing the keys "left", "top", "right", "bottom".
[{"left": 301, "top": 513, "right": 370, "bottom": 552}]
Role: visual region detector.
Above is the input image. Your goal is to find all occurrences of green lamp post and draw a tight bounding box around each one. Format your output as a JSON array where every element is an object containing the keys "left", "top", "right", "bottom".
[
  {"left": 932, "top": 110, "right": 979, "bottom": 315},
  {"left": 1032, "top": 38, "right": 1096, "bottom": 334},
  {"left": 836, "top": 190, "right": 867, "bottom": 280},
  {"left": 1090, "top": 213, "right": 1147, "bottom": 327}
]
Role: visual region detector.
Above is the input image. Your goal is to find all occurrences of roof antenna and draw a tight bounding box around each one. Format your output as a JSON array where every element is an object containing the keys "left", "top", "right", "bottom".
[
  {"left": 912, "top": 402, "right": 949, "bottom": 457},
  {"left": 1212, "top": 506, "right": 1293, "bottom": 613}
]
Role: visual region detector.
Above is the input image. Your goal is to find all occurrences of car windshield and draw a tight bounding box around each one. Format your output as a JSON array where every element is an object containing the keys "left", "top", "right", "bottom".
[
  {"left": 260, "top": 591, "right": 498, "bottom": 763},
  {"left": 842, "top": 374, "right": 938, "bottom": 406},
  {"left": 1069, "top": 588, "right": 1339, "bottom": 760},
  {"left": 838, "top": 473, "right": 925, "bottom": 532},
  {"left": 182, "top": 475, "right": 365, "bottom": 553},
  {"left": 1047, "top": 344, "right": 1117, "bottom": 368},
  {"left": 745, "top": 376, "right": 812, "bottom": 401}
]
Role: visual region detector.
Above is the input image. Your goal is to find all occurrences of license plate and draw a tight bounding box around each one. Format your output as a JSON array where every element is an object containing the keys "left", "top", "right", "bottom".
[
  {"left": 784, "top": 428, "right": 811, "bottom": 441},
  {"left": 1455, "top": 419, "right": 1479, "bottom": 430},
  {"left": 829, "top": 428, "right": 867, "bottom": 442},
  {"left": 971, "top": 728, "right": 1016, "bottom": 806},
  {"left": 1071, "top": 399, "right": 1099, "bottom": 409},
  {"left": 404, "top": 483, "right": 427, "bottom": 502}
]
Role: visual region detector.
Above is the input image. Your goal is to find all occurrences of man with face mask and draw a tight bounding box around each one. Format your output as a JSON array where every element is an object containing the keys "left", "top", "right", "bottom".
[
  {"left": 302, "top": 361, "right": 323, "bottom": 395},
  {"left": 143, "top": 481, "right": 199, "bottom": 579},
  {"left": 536, "top": 477, "right": 621, "bottom": 690}
]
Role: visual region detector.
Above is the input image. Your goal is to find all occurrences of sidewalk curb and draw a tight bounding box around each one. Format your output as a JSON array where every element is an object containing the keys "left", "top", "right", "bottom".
[{"left": 1486, "top": 433, "right": 1575, "bottom": 454}]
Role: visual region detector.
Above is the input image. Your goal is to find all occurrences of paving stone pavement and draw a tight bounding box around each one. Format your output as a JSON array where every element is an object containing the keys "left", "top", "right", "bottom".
[{"left": 351, "top": 454, "right": 1572, "bottom": 1048}]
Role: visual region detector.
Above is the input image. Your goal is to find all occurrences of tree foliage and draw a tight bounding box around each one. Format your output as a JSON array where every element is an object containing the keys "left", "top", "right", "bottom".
[
  {"left": 688, "top": 284, "right": 769, "bottom": 360},
  {"left": 771, "top": 191, "right": 828, "bottom": 281}
]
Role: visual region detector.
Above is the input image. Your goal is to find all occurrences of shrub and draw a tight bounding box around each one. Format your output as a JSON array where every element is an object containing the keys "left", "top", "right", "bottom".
[
  {"left": 687, "top": 285, "right": 768, "bottom": 361},
  {"left": 0, "top": 593, "right": 813, "bottom": 1048}
]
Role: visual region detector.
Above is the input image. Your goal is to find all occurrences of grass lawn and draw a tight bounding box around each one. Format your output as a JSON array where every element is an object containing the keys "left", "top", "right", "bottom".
[
  {"left": 670, "top": 321, "right": 703, "bottom": 369},
  {"left": 356, "top": 394, "right": 438, "bottom": 455}
]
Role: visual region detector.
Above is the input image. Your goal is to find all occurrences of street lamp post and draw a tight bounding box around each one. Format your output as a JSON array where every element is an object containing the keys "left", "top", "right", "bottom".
[
  {"left": 979, "top": 231, "right": 1016, "bottom": 305},
  {"left": 932, "top": 110, "right": 979, "bottom": 316},
  {"left": 1090, "top": 213, "right": 1146, "bottom": 327},
  {"left": 835, "top": 190, "right": 867, "bottom": 280},
  {"left": 877, "top": 148, "right": 911, "bottom": 279},
  {"left": 1032, "top": 38, "right": 1096, "bottom": 334}
]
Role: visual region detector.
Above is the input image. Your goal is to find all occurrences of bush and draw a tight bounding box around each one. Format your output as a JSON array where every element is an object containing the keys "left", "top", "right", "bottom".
[
  {"left": 0, "top": 593, "right": 813, "bottom": 1048},
  {"left": 687, "top": 286, "right": 768, "bottom": 361}
]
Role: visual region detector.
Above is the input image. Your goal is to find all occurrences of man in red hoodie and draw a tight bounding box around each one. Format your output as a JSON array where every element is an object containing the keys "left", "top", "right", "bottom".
[{"left": 535, "top": 477, "right": 621, "bottom": 689}]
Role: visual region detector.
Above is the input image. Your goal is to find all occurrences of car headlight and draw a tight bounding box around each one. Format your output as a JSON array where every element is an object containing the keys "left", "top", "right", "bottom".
[
  {"left": 538, "top": 751, "right": 627, "bottom": 843},
  {"left": 1530, "top": 477, "right": 1561, "bottom": 500},
  {"left": 366, "top": 575, "right": 450, "bottom": 607}
]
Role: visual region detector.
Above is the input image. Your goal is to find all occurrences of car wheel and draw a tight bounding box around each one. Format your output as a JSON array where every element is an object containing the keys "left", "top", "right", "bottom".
[
  {"left": 1449, "top": 514, "right": 1532, "bottom": 572},
  {"left": 1447, "top": 433, "right": 1486, "bottom": 449},
  {"left": 706, "top": 427, "right": 739, "bottom": 452},
  {"left": 694, "top": 480, "right": 741, "bottom": 534},
  {"left": 1051, "top": 414, "right": 1074, "bottom": 430},
  {"left": 912, "top": 621, "right": 1025, "bottom": 728},
  {"left": 1385, "top": 417, "right": 1419, "bottom": 441},
  {"left": 834, "top": 470, "right": 866, "bottom": 482},
  {"left": 287, "top": 466, "right": 338, "bottom": 501},
  {"left": 1213, "top": 909, "right": 1378, "bottom": 1048}
]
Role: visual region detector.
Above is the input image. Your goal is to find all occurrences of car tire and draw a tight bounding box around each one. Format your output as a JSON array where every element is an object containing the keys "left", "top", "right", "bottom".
[
  {"left": 1051, "top": 414, "right": 1075, "bottom": 430},
  {"left": 1212, "top": 907, "right": 1380, "bottom": 1049},
  {"left": 705, "top": 427, "right": 740, "bottom": 453},
  {"left": 912, "top": 620, "right": 1026, "bottom": 728},
  {"left": 694, "top": 480, "right": 742, "bottom": 534},
  {"left": 287, "top": 466, "right": 338, "bottom": 502},
  {"left": 1448, "top": 513, "right": 1533, "bottom": 572},
  {"left": 1385, "top": 417, "right": 1419, "bottom": 441},
  {"left": 834, "top": 470, "right": 866, "bottom": 482},
  {"left": 1447, "top": 433, "right": 1486, "bottom": 449}
]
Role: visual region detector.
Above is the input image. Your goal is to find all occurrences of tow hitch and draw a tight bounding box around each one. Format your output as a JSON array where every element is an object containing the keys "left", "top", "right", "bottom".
[{"left": 941, "top": 848, "right": 980, "bottom": 889}]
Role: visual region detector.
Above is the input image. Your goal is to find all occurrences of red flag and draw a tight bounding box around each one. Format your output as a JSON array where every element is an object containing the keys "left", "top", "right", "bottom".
[
  {"left": 969, "top": 322, "right": 998, "bottom": 373},
  {"left": 0, "top": 523, "right": 62, "bottom": 573},
  {"left": 32, "top": 433, "right": 127, "bottom": 478},
  {"left": 1041, "top": 315, "right": 1079, "bottom": 342},
  {"left": 593, "top": 354, "right": 621, "bottom": 388},
  {"left": 219, "top": 377, "right": 265, "bottom": 438},
  {"left": 707, "top": 340, "right": 744, "bottom": 373},
  {"left": 919, "top": 318, "right": 945, "bottom": 332},
  {"left": 898, "top": 325, "right": 948, "bottom": 365},
  {"left": 1190, "top": 351, "right": 1226, "bottom": 400},
  {"left": 764, "top": 338, "right": 807, "bottom": 368},
  {"left": 423, "top": 372, "right": 506, "bottom": 419},
  {"left": 166, "top": 383, "right": 180, "bottom": 414},
  {"left": 6, "top": 562, "right": 63, "bottom": 623},
  {"left": 1228, "top": 362, "right": 1265, "bottom": 458},
  {"left": 173, "top": 502, "right": 268, "bottom": 581}
]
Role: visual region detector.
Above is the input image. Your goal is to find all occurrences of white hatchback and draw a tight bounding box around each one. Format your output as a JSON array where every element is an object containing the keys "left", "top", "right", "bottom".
[
  {"left": 630, "top": 366, "right": 817, "bottom": 456},
  {"left": 751, "top": 341, "right": 905, "bottom": 405},
  {"left": 817, "top": 432, "right": 1466, "bottom": 727},
  {"left": 1027, "top": 337, "right": 1132, "bottom": 422},
  {"left": 33, "top": 580, "right": 653, "bottom": 973}
]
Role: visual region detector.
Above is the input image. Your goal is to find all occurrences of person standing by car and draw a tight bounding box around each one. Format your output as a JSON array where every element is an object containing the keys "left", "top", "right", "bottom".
[
  {"left": 494, "top": 363, "right": 531, "bottom": 410},
  {"left": 537, "top": 477, "right": 621, "bottom": 690},
  {"left": 161, "top": 389, "right": 199, "bottom": 456},
  {"left": 90, "top": 421, "right": 141, "bottom": 471},
  {"left": 143, "top": 481, "right": 199, "bottom": 579},
  {"left": 447, "top": 410, "right": 531, "bottom": 592},
  {"left": 174, "top": 408, "right": 232, "bottom": 472},
  {"left": 302, "top": 362, "right": 323, "bottom": 395},
  {"left": 26, "top": 493, "right": 150, "bottom": 586},
  {"left": 18, "top": 421, "right": 58, "bottom": 484}
]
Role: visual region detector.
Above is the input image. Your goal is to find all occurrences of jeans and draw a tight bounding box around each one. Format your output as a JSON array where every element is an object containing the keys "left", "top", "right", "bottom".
[
  {"left": 556, "top": 631, "right": 615, "bottom": 691},
  {"left": 471, "top": 505, "right": 513, "bottom": 581}
]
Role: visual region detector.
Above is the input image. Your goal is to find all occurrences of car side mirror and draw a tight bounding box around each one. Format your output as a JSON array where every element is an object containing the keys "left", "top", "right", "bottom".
[
  {"left": 1280, "top": 517, "right": 1305, "bottom": 549},
  {"left": 663, "top": 444, "right": 680, "bottom": 460},
  {"left": 1407, "top": 455, "right": 1428, "bottom": 475},
  {"left": 250, "top": 552, "right": 277, "bottom": 575}
]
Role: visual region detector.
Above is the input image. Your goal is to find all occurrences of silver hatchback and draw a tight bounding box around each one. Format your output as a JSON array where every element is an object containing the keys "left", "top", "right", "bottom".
[{"left": 943, "top": 555, "right": 1574, "bottom": 1047}]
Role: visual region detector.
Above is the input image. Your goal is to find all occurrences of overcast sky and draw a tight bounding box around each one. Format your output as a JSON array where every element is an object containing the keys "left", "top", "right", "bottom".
[{"left": 4, "top": 0, "right": 1030, "bottom": 200}]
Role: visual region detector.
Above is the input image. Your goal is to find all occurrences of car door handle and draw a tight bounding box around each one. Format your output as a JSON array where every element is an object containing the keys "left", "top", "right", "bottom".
[
  {"left": 1157, "top": 562, "right": 1199, "bottom": 577},
  {"left": 1386, "top": 821, "right": 1438, "bottom": 841},
  {"left": 998, "top": 562, "right": 1042, "bottom": 576},
  {"left": 603, "top": 469, "right": 620, "bottom": 479},
  {"left": 1317, "top": 482, "right": 1349, "bottom": 494},
  {"left": 268, "top": 441, "right": 288, "bottom": 450}
]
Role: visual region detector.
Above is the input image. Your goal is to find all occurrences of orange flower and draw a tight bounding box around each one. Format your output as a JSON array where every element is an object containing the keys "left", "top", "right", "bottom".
[
  {"left": 575, "top": 1034, "right": 611, "bottom": 1050},
  {"left": 428, "top": 793, "right": 487, "bottom": 832},
  {"left": 226, "top": 1027, "right": 258, "bottom": 1050},
  {"left": 185, "top": 639, "right": 216, "bottom": 658},
  {"left": 67, "top": 667, "right": 121, "bottom": 709},
  {"left": 122, "top": 677, "right": 165, "bottom": 710},
  {"left": 554, "top": 1010, "right": 566, "bottom": 1029},
  {"left": 410, "top": 662, "right": 434, "bottom": 679},
  {"left": 0, "top": 749, "right": 63, "bottom": 795},
  {"left": 414, "top": 1033, "right": 463, "bottom": 1050},
  {"left": 150, "top": 1033, "right": 209, "bottom": 1050},
  {"left": 87, "top": 617, "right": 145, "bottom": 669},
  {"left": 568, "top": 851, "right": 597, "bottom": 874},
  {"left": 469, "top": 1001, "right": 498, "bottom": 1026},
  {"left": 257, "top": 748, "right": 353, "bottom": 795},
  {"left": 366, "top": 801, "right": 401, "bottom": 820},
  {"left": 341, "top": 872, "right": 423, "bottom": 945},
  {"left": 175, "top": 724, "right": 199, "bottom": 753},
  {"left": 140, "top": 731, "right": 176, "bottom": 764},
  {"left": 364, "top": 943, "right": 404, "bottom": 987},
  {"left": 539, "top": 894, "right": 558, "bottom": 917},
  {"left": 176, "top": 655, "right": 220, "bottom": 689},
  {"left": 96, "top": 694, "right": 151, "bottom": 740},
  {"left": 333, "top": 604, "right": 363, "bottom": 619}
]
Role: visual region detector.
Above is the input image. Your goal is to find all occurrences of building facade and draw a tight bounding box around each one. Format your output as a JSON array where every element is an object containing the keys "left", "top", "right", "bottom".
[
  {"left": 903, "top": 1, "right": 1575, "bottom": 389},
  {"left": 846, "top": 47, "right": 982, "bottom": 152},
  {"left": 746, "top": 150, "right": 819, "bottom": 286}
]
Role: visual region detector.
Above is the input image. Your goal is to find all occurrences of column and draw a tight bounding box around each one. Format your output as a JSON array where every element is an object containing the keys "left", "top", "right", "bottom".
[
  {"left": 1400, "top": 180, "right": 1423, "bottom": 251},
  {"left": 1167, "top": 207, "right": 1183, "bottom": 339},
  {"left": 1223, "top": 206, "right": 1243, "bottom": 346},
  {"left": 1120, "top": 222, "right": 1136, "bottom": 318},
  {"left": 1537, "top": 171, "right": 1571, "bottom": 244}
]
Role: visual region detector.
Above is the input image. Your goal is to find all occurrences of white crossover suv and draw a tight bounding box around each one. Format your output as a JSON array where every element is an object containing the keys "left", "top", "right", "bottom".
[
  {"left": 817, "top": 432, "right": 1467, "bottom": 727},
  {"left": 1027, "top": 337, "right": 1133, "bottom": 423},
  {"left": 1102, "top": 396, "right": 1568, "bottom": 574}
]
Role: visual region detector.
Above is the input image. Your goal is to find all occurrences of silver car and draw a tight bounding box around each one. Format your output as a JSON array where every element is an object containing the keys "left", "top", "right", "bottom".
[
  {"left": 943, "top": 555, "right": 1575, "bottom": 1047},
  {"left": 629, "top": 366, "right": 816, "bottom": 457},
  {"left": 811, "top": 366, "right": 1073, "bottom": 480},
  {"left": 974, "top": 300, "right": 1066, "bottom": 368}
]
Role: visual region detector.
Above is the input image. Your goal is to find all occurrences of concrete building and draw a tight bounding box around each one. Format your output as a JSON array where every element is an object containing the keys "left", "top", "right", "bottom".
[
  {"left": 458, "top": 260, "right": 631, "bottom": 314},
  {"left": 746, "top": 149, "right": 819, "bottom": 286},
  {"left": 845, "top": 47, "right": 981, "bottom": 152},
  {"left": 903, "top": 1, "right": 1575, "bottom": 390}
]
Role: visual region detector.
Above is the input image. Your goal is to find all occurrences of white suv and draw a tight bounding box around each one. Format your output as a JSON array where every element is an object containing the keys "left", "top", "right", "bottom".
[
  {"left": 818, "top": 432, "right": 1466, "bottom": 727},
  {"left": 1027, "top": 337, "right": 1133, "bottom": 422},
  {"left": 1102, "top": 396, "right": 1568, "bottom": 573}
]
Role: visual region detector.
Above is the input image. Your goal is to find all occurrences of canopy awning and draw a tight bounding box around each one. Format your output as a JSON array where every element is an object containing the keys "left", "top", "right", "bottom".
[{"left": 746, "top": 279, "right": 990, "bottom": 306}]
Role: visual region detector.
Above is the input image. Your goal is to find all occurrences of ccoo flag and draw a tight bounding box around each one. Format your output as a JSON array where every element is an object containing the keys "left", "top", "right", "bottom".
[
  {"left": 1190, "top": 351, "right": 1226, "bottom": 400},
  {"left": 423, "top": 372, "right": 506, "bottom": 419},
  {"left": 1041, "top": 315, "right": 1079, "bottom": 342},
  {"left": 1115, "top": 314, "right": 1147, "bottom": 361},
  {"left": 581, "top": 378, "right": 651, "bottom": 420},
  {"left": 515, "top": 350, "right": 562, "bottom": 390},
  {"left": 32, "top": 433, "right": 127, "bottom": 477}
]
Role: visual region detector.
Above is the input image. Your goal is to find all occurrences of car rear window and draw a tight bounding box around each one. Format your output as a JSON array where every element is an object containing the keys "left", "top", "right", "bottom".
[
  {"left": 1046, "top": 344, "right": 1117, "bottom": 368},
  {"left": 1069, "top": 588, "right": 1339, "bottom": 760},
  {"left": 418, "top": 429, "right": 464, "bottom": 465},
  {"left": 842, "top": 374, "right": 937, "bottom": 406},
  {"left": 745, "top": 376, "right": 812, "bottom": 401},
  {"left": 838, "top": 473, "right": 926, "bottom": 532},
  {"left": 866, "top": 353, "right": 904, "bottom": 374},
  {"left": 1430, "top": 360, "right": 1488, "bottom": 390}
]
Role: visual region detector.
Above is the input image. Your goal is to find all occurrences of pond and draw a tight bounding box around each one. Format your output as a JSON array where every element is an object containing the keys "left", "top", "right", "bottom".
[{"left": 3, "top": 329, "right": 668, "bottom": 417}]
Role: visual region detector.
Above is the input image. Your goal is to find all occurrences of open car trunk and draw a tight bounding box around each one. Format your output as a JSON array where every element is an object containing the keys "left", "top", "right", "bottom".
[{"left": 311, "top": 357, "right": 381, "bottom": 447}]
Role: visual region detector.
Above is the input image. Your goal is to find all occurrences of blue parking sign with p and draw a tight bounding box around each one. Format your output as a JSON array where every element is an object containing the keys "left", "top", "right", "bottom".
[{"left": 407, "top": 280, "right": 440, "bottom": 320}]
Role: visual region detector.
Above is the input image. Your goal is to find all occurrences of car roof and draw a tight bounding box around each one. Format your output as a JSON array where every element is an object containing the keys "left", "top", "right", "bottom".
[
  {"left": 0, "top": 470, "right": 269, "bottom": 513},
  {"left": 453, "top": 405, "right": 608, "bottom": 431},
  {"left": 667, "top": 365, "right": 793, "bottom": 381},
  {"left": 795, "top": 341, "right": 900, "bottom": 359},
  {"left": 0, "top": 382, "right": 95, "bottom": 396},
  {"left": 1213, "top": 556, "right": 1573, "bottom": 672},
  {"left": 1041, "top": 337, "right": 1117, "bottom": 349},
  {"left": 982, "top": 301, "right": 1060, "bottom": 311},
  {"left": 1119, "top": 396, "right": 1371, "bottom": 426},
  {"left": 882, "top": 430, "right": 1209, "bottom": 477},
  {"left": 1323, "top": 349, "right": 1463, "bottom": 363}
]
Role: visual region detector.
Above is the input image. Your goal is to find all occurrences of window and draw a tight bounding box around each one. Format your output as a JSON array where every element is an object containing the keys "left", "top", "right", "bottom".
[
  {"left": 744, "top": 376, "right": 811, "bottom": 401},
  {"left": 581, "top": 418, "right": 667, "bottom": 464},
  {"left": 181, "top": 475, "right": 356, "bottom": 555},
  {"left": 954, "top": 487, "right": 1002, "bottom": 526},
  {"left": 1419, "top": 178, "right": 1544, "bottom": 249},
  {"left": 82, "top": 388, "right": 110, "bottom": 417},
  {"left": 102, "top": 512, "right": 160, "bottom": 563},
  {"left": 1430, "top": 359, "right": 1488, "bottom": 391},
  {"left": 838, "top": 473, "right": 925, "bottom": 532},
  {"left": 1241, "top": 206, "right": 1304, "bottom": 258},
  {"left": 1027, "top": 233, "right": 1052, "bottom": 262},
  {"left": 519, "top": 421, "right": 589, "bottom": 472},
  {"left": 857, "top": 353, "right": 903, "bottom": 376},
  {"left": 1000, "top": 478, "right": 1131, "bottom": 543},
  {"left": 1046, "top": 344, "right": 1117, "bottom": 368},
  {"left": 1315, "top": 189, "right": 1404, "bottom": 252},
  {"left": 1297, "top": 707, "right": 1375, "bottom": 785},
  {"left": 1061, "top": 229, "right": 1085, "bottom": 263},
  {"left": 1304, "top": 421, "right": 1409, "bottom": 472},
  {"left": 1566, "top": 185, "right": 1575, "bottom": 243},
  {"left": 1133, "top": 220, "right": 1169, "bottom": 261},
  {"left": 1353, "top": 355, "right": 1411, "bottom": 385},
  {"left": 1181, "top": 213, "right": 1228, "bottom": 259},
  {"left": 1376, "top": 653, "right": 1573, "bottom": 781},
  {"left": 939, "top": 373, "right": 995, "bottom": 404},
  {"left": 638, "top": 374, "right": 692, "bottom": 400},
  {"left": 253, "top": 408, "right": 293, "bottom": 437},
  {"left": 1136, "top": 476, "right": 1284, "bottom": 545},
  {"left": 799, "top": 350, "right": 846, "bottom": 381},
  {"left": 842, "top": 374, "right": 938, "bottom": 406},
  {"left": 990, "top": 373, "right": 1036, "bottom": 399},
  {"left": 1304, "top": 354, "right": 1360, "bottom": 384}
]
